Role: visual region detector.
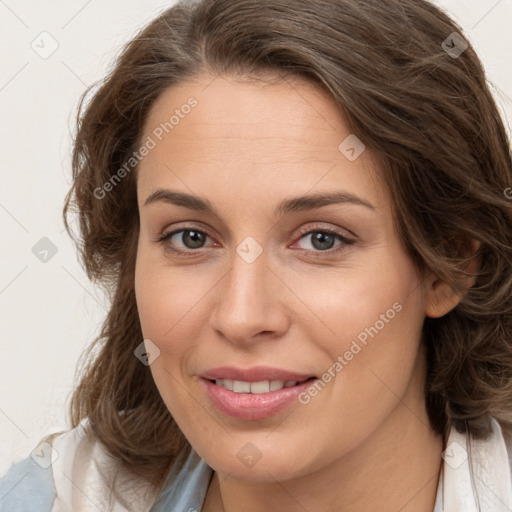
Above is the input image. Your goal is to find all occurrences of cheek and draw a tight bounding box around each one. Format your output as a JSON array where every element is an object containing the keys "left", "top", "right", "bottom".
[
  {"left": 134, "top": 254, "right": 207, "bottom": 419},
  {"left": 291, "top": 269, "right": 425, "bottom": 467},
  {"left": 294, "top": 252, "right": 425, "bottom": 409},
  {"left": 134, "top": 250, "right": 215, "bottom": 361},
  {"left": 291, "top": 255, "right": 422, "bottom": 357}
]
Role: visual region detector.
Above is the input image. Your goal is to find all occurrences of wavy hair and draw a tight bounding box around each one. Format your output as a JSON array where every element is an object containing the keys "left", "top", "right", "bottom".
[{"left": 63, "top": 0, "right": 512, "bottom": 494}]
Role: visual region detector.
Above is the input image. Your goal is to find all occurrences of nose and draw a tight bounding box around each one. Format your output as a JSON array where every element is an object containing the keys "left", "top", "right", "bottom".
[{"left": 208, "top": 245, "right": 290, "bottom": 346}]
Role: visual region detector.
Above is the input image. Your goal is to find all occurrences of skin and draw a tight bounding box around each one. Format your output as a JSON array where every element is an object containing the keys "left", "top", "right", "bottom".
[{"left": 134, "top": 72, "right": 468, "bottom": 512}]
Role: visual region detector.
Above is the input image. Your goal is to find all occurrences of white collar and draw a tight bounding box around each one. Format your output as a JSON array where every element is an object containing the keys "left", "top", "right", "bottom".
[{"left": 436, "top": 417, "right": 512, "bottom": 511}]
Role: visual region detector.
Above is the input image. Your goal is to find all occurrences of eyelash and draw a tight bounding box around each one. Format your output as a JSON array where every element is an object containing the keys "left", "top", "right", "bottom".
[{"left": 155, "top": 224, "right": 355, "bottom": 259}]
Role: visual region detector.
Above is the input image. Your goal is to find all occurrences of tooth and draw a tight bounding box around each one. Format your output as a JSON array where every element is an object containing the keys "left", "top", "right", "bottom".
[
  {"left": 270, "top": 380, "right": 285, "bottom": 391},
  {"left": 250, "top": 381, "right": 270, "bottom": 394},
  {"left": 216, "top": 379, "right": 298, "bottom": 393},
  {"left": 233, "top": 380, "right": 251, "bottom": 393},
  {"left": 223, "top": 379, "right": 234, "bottom": 391}
]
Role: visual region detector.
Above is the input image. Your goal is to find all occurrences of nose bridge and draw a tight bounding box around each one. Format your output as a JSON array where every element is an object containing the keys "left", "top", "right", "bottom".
[
  {"left": 210, "top": 239, "right": 287, "bottom": 342},
  {"left": 223, "top": 244, "right": 269, "bottom": 318}
]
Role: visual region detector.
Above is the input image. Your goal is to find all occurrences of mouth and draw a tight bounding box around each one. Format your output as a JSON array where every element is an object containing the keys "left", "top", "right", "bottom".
[{"left": 199, "top": 368, "right": 319, "bottom": 420}]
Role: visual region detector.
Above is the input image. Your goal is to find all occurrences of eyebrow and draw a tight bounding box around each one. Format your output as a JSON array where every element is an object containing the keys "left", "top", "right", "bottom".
[{"left": 143, "top": 188, "right": 376, "bottom": 216}]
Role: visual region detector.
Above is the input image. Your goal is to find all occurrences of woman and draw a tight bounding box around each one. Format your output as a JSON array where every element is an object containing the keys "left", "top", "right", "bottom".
[{"left": 1, "top": 0, "right": 511, "bottom": 510}]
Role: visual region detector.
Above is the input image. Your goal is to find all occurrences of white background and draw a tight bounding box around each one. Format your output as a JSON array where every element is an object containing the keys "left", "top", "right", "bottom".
[{"left": 0, "top": 0, "right": 511, "bottom": 476}]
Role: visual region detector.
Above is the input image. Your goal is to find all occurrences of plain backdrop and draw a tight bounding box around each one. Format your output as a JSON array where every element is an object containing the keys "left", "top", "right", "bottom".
[{"left": 0, "top": 0, "right": 511, "bottom": 476}]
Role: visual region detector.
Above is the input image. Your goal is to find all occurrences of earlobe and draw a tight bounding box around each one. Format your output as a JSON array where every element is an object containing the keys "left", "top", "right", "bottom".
[{"left": 424, "top": 239, "right": 481, "bottom": 319}]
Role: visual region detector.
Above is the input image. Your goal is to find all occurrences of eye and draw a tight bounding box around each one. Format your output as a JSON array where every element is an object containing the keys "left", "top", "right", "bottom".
[
  {"left": 155, "top": 224, "right": 355, "bottom": 258},
  {"left": 157, "top": 228, "right": 214, "bottom": 254},
  {"left": 291, "top": 226, "right": 355, "bottom": 257}
]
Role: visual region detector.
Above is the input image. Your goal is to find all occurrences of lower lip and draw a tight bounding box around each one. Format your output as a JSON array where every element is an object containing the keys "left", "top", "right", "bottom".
[{"left": 200, "top": 378, "right": 317, "bottom": 420}]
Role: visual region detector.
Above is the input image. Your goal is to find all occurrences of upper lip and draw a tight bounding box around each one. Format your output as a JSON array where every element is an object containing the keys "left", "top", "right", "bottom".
[{"left": 200, "top": 366, "right": 316, "bottom": 382}]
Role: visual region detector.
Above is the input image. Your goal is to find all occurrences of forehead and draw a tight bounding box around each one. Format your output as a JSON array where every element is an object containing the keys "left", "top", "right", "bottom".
[{"left": 136, "top": 73, "right": 384, "bottom": 207}]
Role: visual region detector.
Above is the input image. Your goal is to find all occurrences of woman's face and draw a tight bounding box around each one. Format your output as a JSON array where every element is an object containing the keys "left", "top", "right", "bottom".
[{"left": 135, "top": 73, "right": 436, "bottom": 481}]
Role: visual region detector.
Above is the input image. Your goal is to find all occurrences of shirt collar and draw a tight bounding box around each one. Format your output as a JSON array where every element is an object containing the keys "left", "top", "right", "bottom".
[{"left": 438, "top": 417, "right": 512, "bottom": 511}]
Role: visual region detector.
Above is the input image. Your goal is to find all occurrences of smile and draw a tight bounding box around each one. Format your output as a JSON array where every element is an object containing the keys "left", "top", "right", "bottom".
[{"left": 199, "top": 368, "right": 318, "bottom": 420}]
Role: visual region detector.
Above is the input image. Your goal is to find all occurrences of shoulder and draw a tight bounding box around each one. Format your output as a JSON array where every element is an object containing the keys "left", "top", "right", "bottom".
[
  {"left": 1, "top": 418, "right": 160, "bottom": 512},
  {"left": 1, "top": 421, "right": 94, "bottom": 511},
  {"left": 0, "top": 444, "right": 56, "bottom": 512}
]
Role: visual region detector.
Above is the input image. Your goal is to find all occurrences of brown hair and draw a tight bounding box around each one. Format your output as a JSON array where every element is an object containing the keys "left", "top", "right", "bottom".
[{"left": 63, "top": 0, "right": 512, "bottom": 493}]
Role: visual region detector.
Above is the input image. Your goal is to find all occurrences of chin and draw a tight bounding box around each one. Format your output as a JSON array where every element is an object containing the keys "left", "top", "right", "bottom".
[{"left": 195, "top": 433, "right": 324, "bottom": 483}]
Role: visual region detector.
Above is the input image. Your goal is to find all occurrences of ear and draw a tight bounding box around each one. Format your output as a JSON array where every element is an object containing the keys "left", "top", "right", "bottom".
[{"left": 425, "top": 239, "right": 481, "bottom": 319}]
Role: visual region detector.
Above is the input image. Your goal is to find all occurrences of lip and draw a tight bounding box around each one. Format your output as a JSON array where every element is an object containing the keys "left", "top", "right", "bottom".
[
  {"left": 200, "top": 366, "right": 316, "bottom": 382},
  {"left": 199, "top": 366, "right": 318, "bottom": 420}
]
